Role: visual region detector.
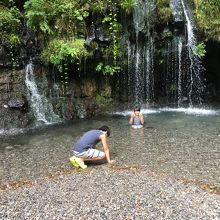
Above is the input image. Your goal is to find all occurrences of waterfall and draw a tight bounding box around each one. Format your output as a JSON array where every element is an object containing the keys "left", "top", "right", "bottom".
[
  {"left": 181, "top": 0, "right": 205, "bottom": 106},
  {"left": 25, "top": 63, "right": 61, "bottom": 124},
  {"left": 170, "top": 0, "right": 184, "bottom": 22},
  {"left": 169, "top": 0, "right": 205, "bottom": 106},
  {"left": 177, "top": 38, "right": 183, "bottom": 107},
  {"left": 123, "top": 0, "right": 155, "bottom": 105},
  {"left": 163, "top": 36, "right": 185, "bottom": 105},
  {"left": 118, "top": 0, "right": 205, "bottom": 107}
]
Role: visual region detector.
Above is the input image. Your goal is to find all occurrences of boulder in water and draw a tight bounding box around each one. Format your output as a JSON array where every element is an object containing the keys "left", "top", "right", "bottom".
[{"left": 8, "top": 98, "right": 26, "bottom": 109}]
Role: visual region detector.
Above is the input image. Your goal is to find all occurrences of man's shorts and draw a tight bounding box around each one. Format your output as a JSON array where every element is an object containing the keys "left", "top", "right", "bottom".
[{"left": 73, "top": 148, "right": 105, "bottom": 159}]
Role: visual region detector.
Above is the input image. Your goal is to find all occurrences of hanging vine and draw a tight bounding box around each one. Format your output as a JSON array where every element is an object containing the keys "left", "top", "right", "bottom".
[{"left": 95, "top": 0, "right": 122, "bottom": 75}]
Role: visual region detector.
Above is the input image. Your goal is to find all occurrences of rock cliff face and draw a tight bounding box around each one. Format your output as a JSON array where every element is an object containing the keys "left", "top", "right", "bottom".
[{"left": 0, "top": 69, "right": 29, "bottom": 132}]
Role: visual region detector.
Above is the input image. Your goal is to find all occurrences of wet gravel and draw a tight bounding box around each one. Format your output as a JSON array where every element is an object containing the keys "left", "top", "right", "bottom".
[{"left": 1, "top": 166, "right": 220, "bottom": 220}]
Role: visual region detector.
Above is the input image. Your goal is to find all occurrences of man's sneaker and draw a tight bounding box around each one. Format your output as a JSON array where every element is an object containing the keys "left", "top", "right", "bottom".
[
  {"left": 70, "top": 156, "right": 80, "bottom": 168},
  {"left": 74, "top": 157, "right": 87, "bottom": 169}
]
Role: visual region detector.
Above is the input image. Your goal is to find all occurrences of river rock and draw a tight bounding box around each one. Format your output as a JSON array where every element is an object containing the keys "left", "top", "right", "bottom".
[{"left": 8, "top": 98, "right": 26, "bottom": 109}]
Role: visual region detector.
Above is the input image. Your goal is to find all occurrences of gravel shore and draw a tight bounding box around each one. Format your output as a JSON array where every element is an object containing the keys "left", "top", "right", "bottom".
[{"left": 1, "top": 165, "right": 220, "bottom": 220}]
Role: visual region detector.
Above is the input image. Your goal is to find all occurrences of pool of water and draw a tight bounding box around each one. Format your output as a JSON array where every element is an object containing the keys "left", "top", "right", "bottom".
[{"left": 0, "top": 107, "right": 220, "bottom": 186}]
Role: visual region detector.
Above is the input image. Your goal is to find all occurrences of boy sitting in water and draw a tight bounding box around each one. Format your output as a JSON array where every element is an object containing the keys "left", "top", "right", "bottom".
[
  {"left": 70, "top": 125, "right": 115, "bottom": 169},
  {"left": 129, "top": 106, "right": 145, "bottom": 128}
]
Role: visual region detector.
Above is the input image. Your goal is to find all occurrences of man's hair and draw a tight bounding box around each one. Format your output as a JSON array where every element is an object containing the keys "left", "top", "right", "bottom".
[
  {"left": 134, "top": 106, "right": 140, "bottom": 112},
  {"left": 99, "top": 125, "right": 110, "bottom": 137}
]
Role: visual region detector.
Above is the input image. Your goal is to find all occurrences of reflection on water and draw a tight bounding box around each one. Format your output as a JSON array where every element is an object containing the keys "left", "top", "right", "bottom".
[{"left": 0, "top": 109, "right": 220, "bottom": 186}]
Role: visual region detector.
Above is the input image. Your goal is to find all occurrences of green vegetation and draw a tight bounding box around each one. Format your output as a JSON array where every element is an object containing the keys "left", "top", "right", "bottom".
[
  {"left": 23, "top": 0, "right": 123, "bottom": 76},
  {"left": 1, "top": 0, "right": 220, "bottom": 78},
  {"left": 0, "top": 1, "right": 21, "bottom": 47},
  {"left": 95, "top": 0, "right": 122, "bottom": 75},
  {"left": 155, "top": 0, "right": 172, "bottom": 24},
  {"left": 24, "top": 0, "right": 89, "bottom": 37},
  {"left": 121, "top": 0, "right": 136, "bottom": 13},
  {"left": 194, "top": 0, "right": 220, "bottom": 41},
  {"left": 96, "top": 62, "right": 120, "bottom": 75},
  {"left": 42, "top": 38, "right": 88, "bottom": 93},
  {"left": 42, "top": 38, "right": 88, "bottom": 66},
  {"left": 193, "top": 42, "right": 206, "bottom": 58},
  {"left": 95, "top": 94, "right": 112, "bottom": 107}
]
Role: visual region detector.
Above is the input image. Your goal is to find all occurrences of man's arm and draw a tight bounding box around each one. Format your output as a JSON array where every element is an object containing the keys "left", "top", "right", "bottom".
[{"left": 100, "top": 134, "right": 111, "bottom": 163}]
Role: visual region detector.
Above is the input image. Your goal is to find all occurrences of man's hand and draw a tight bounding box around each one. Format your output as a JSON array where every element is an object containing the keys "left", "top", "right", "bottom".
[{"left": 109, "top": 160, "right": 116, "bottom": 164}]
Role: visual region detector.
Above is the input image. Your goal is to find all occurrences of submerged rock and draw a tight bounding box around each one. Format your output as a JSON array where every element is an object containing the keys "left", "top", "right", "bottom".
[{"left": 8, "top": 98, "right": 26, "bottom": 109}]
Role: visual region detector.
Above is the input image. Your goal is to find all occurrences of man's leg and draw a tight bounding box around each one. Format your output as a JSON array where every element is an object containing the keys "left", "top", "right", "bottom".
[
  {"left": 71, "top": 149, "right": 105, "bottom": 169},
  {"left": 83, "top": 148, "right": 105, "bottom": 161}
]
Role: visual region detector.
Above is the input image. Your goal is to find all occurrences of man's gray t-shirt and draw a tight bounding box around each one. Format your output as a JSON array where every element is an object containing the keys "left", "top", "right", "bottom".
[{"left": 73, "top": 130, "right": 102, "bottom": 153}]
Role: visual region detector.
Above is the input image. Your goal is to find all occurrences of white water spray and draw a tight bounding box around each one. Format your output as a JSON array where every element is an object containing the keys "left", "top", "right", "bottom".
[
  {"left": 126, "top": 0, "right": 155, "bottom": 104},
  {"left": 25, "top": 63, "right": 61, "bottom": 124},
  {"left": 177, "top": 38, "right": 183, "bottom": 107},
  {"left": 180, "top": 0, "right": 205, "bottom": 106}
]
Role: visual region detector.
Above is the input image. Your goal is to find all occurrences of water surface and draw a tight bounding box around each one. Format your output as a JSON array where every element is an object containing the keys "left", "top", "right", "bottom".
[{"left": 0, "top": 108, "right": 220, "bottom": 186}]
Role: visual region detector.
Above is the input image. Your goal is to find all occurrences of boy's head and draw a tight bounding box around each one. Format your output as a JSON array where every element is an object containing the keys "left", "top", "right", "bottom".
[
  {"left": 133, "top": 106, "right": 140, "bottom": 112},
  {"left": 99, "top": 125, "right": 110, "bottom": 137},
  {"left": 133, "top": 106, "right": 140, "bottom": 116}
]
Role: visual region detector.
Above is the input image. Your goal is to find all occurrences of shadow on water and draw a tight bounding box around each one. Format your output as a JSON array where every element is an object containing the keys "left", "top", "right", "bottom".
[{"left": 0, "top": 109, "right": 220, "bottom": 188}]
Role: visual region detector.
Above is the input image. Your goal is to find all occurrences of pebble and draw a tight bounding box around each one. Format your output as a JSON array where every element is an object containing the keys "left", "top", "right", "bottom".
[{"left": 1, "top": 168, "right": 220, "bottom": 219}]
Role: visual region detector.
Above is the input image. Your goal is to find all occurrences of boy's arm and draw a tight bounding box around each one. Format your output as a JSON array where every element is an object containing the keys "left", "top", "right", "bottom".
[
  {"left": 140, "top": 114, "right": 144, "bottom": 124},
  {"left": 129, "top": 113, "right": 134, "bottom": 124}
]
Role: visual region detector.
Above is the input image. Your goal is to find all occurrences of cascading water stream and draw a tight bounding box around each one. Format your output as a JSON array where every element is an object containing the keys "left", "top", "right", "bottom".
[
  {"left": 117, "top": 0, "right": 205, "bottom": 107},
  {"left": 164, "top": 36, "right": 184, "bottom": 105},
  {"left": 124, "top": 0, "right": 205, "bottom": 107},
  {"left": 181, "top": 0, "right": 205, "bottom": 106},
  {"left": 25, "top": 63, "right": 61, "bottom": 125},
  {"left": 123, "top": 0, "right": 155, "bottom": 105},
  {"left": 169, "top": 0, "right": 205, "bottom": 106},
  {"left": 177, "top": 38, "right": 183, "bottom": 107}
]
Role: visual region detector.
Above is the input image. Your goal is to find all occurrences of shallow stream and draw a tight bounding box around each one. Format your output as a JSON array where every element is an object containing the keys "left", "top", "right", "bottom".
[{"left": 0, "top": 107, "right": 220, "bottom": 187}]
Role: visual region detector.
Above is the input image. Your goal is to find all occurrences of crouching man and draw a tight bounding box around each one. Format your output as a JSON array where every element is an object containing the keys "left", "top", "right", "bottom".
[{"left": 70, "top": 125, "right": 115, "bottom": 169}]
